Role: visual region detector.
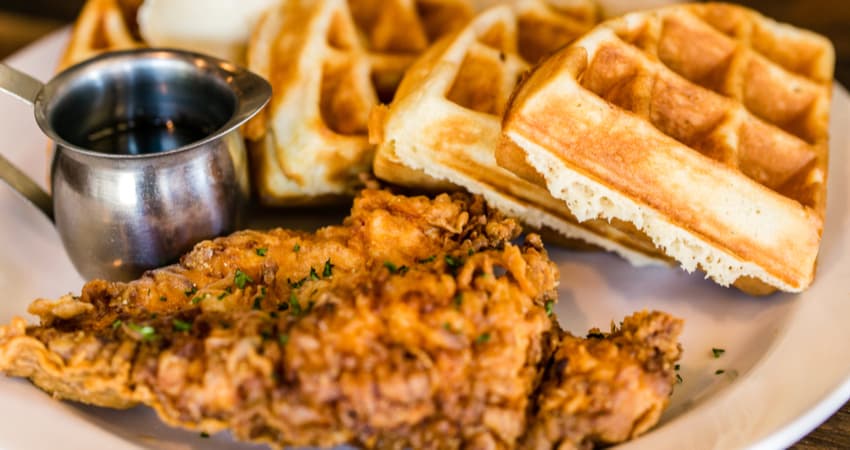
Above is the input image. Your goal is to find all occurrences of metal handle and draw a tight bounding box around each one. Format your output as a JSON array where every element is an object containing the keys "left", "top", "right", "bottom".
[
  {"left": 0, "top": 64, "right": 53, "bottom": 220},
  {"left": 0, "top": 153, "right": 53, "bottom": 221},
  {"left": 0, "top": 63, "right": 43, "bottom": 105}
]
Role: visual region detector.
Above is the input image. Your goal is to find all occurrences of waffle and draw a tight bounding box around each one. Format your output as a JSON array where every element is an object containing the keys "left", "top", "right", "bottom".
[
  {"left": 499, "top": 3, "right": 834, "bottom": 293},
  {"left": 61, "top": 0, "right": 280, "bottom": 69},
  {"left": 245, "top": 0, "right": 473, "bottom": 205},
  {"left": 60, "top": 0, "right": 144, "bottom": 70},
  {"left": 369, "top": 2, "right": 669, "bottom": 265}
]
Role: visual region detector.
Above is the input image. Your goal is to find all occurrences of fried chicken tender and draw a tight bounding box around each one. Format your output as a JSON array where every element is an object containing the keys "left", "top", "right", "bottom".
[
  {"left": 523, "top": 312, "right": 683, "bottom": 450},
  {"left": 0, "top": 189, "right": 682, "bottom": 449}
]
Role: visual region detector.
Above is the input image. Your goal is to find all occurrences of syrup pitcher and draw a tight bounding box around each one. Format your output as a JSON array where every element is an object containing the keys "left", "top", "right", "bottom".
[{"left": 0, "top": 49, "right": 271, "bottom": 281}]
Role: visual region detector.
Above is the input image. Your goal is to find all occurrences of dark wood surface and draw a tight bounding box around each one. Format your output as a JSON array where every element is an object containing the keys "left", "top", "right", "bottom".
[{"left": 0, "top": 1, "right": 847, "bottom": 448}]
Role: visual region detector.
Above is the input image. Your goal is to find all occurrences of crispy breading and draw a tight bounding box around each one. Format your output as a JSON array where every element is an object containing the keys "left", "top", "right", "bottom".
[
  {"left": 522, "top": 311, "right": 683, "bottom": 450},
  {"left": 0, "top": 190, "right": 682, "bottom": 449},
  {"left": 1, "top": 189, "right": 555, "bottom": 448}
]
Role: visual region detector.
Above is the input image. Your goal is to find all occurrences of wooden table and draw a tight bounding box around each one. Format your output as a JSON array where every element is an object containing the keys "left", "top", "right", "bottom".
[{"left": 0, "top": 1, "right": 848, "bottom": 448}]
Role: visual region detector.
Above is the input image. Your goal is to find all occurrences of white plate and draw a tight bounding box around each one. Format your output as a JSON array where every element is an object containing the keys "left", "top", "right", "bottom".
[{"left": 1, "top": 23, "right": 850, "bottom": 450}]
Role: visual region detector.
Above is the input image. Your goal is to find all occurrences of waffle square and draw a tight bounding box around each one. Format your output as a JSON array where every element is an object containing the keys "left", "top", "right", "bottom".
[
  {"left": 369, "top": 2, "right": 672, "bottom": 265},
  {"left": 499, "top": 3, "right": 834, "bottom": 293},
  {"left": 245, "top": 0, "right": 473, "bottom": 205},
  {"left": 60, "top": 0, "right": 144, "bottom": 70}
]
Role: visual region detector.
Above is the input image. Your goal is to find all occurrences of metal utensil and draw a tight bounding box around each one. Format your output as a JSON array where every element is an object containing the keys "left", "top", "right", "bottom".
[{"left": 0, "top": 49, "right": 271, "bottom": 281}]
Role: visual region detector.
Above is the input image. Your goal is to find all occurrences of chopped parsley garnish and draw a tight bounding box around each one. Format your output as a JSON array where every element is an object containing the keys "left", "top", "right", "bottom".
[
  {"left": 715, "top": 369, "right": 725, "bottom": 375},
  {"left": 112, "top": 319, "right": 123, "bottom": 329},
  {"left": 191, "top": 295, "right": 204, "bottom": 304},
  {"left": 293, "top": 243, "right": 300, "bottom": 253},
  {"left": 172, "top": 319, "right": 192, "bottom": 332},
  {"left": 453, "top": 293, "right": 463, "bottom": 310},
  {"left": 587, "top": 331, "right": 605, "bottom": 339},
  {"left": 544, "top": 300, "right": 554, "bottom": 316},
  {"left": 288, "top": 277, "right": 307, "bottom": 289},
  {"left": 475, "top": 332, "right": 491, "bottom": 344},
  {"left": 289, "top": 293, "right": 302, "bottom": 315},
  {"left": 417, "top": 255, "right": 436, "bottom": 264},
  {"left": 255, "top": 247, "right": 268, "bottom": 256},
  {"left": 234, "top": 269, "right": 253, "bottom": 289},
  {"left": 322, "top": 259, "right": 334, "bottom": 277},
  {"left": 444, "top": 255, "right": 462, "bottom": 268},
  {"left": 443, "top": 322, "right": 453, "bottom": 332},
  {"left": 217, "top": 288, "right": 231, "bottom": 300},
  {"left": 674, "top": 364, "right": 681, "bottom": 371},
  {"left": 184, "top": 286, "right": 197, "bottom": 297},
  {"left": 252, "top": 287, "right": 267, "bottom": 310},
  {"left": 200, "top": 432, "right": 210, "bottom": 438},
  {"left": 309, "top": 267, "right": 320, "bottom": 281},
  {"left": 127, "top": 323, "right": 157, "bottom": 341},
  {"left": 384, "top": 261, "right": 408, "bottom": 274},
  {"left": 159, "top": 296, "right": 167, "bottom": 302},
  {"left": 279, "top": 334, "right": 290, "bottom": 345},
  {"left": 676, "top": 373, "right": 683, "bottom": 384},
  {"left": 712, "top": 348, "right": 726, "bottom": 358},
  {"left": 468, "top": 248, "right": 475, "bottom": 256}
]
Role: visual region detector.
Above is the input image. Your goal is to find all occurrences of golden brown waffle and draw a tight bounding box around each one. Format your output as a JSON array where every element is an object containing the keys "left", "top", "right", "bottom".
[
  {"left": 369, "top": 2, "right": 669, "bottom": 265},
  {"left": 61, "top": 0, "right": 277, "bottom": 68},
  {"left": 499, "top": 3, "right": 834, "bottom": 293},
  {"left": 245, "top": 0, "right": 473, "bottom": 205},
  {"left": 60, "top": 0, "right": 144, "bottom": 70}
]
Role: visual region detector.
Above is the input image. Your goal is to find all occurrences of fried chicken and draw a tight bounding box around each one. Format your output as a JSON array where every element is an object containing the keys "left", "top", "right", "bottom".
[
  {"left": 523, "top": 312, "right": 683, "bottom": 450},
  {"left": 0, "top": 189, "right": 682, "bottom": 449}
]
